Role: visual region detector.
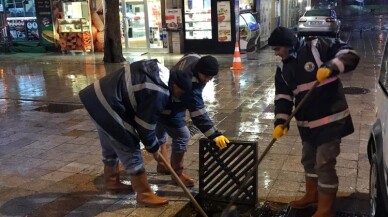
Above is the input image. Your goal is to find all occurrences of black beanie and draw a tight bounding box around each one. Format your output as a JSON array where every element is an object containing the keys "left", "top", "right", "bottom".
[
  {"left": 268, "top": 27, "right": 297, "bottom": 47},
  {"left": 170, "top": 70, "right": 193, "bottom": 93},
  {"left": 194, "top": 55, "right": 219, "bottom": 76}
]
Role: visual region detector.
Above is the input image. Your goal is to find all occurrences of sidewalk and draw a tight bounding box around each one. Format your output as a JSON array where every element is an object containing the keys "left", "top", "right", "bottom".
[{"left": 0, "top": 22, "right": 386, "bottom": 216}]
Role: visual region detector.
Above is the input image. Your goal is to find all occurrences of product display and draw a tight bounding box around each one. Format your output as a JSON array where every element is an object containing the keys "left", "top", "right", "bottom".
[{"left": 184, "top": 9, "right": 212, "bottom": 40}]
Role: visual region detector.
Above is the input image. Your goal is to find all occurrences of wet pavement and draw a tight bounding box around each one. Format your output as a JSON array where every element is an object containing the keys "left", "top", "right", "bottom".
[{"left": 1, "top": 14, "right": 387, "bottom": 217}]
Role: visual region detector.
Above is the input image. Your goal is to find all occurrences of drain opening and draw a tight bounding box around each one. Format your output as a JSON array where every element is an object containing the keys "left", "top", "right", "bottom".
[
  {"left": 343, "top": 87, "right": 370, "bottom": 95},
  {"left": 34, "top": 103, "right": 83, "bottom": 113},
  {"left": 187, "top": 122, "right": 201, "bottom": 136}
]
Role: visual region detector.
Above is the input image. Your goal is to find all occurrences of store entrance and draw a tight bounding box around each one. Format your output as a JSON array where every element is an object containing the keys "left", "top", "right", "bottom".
[
  {"left": 126, "top": 1, "right": 146, "bottom": 48},
  {"left": 121, "top": 0, "right": 167, "bottom": 52}
]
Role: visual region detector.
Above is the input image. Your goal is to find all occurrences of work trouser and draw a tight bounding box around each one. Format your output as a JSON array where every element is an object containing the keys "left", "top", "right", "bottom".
[
  {"left": 95, "top": 124, "right": 145, "bottom": 175},
  {"left": 156, "top": 121, "right": 190, "bottom": 153},
  {"left": 301, "top": 139, "right": 341, "bottom": 194}
]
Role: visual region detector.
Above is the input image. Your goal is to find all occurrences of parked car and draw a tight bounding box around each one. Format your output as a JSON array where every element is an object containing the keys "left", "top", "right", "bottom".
[
  {"left": 368, "top": 46, "right": 388, "bottom": 217},
  {"left": 297, "top": 8, "right": 340, "bottom": 38},
  {"left": 239, "top": 11, "right": 260, "bottom": 52}
]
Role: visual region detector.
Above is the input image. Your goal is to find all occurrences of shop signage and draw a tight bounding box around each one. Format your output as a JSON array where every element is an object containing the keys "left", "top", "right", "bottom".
[
  {"left": 35, "top": 0, "right": 55, "bottom": 45},
  {"left": 8, "top": 20, "right": 26, "bottom": 41},
  {"left": 165, "top": 8, "right": 182, "bottom": 30},
  {"left": 217, "top": 1, "right": 231, "bottom": 42},
  {"left": 26, "top": 20, "right": 39, "bottom": 41}
]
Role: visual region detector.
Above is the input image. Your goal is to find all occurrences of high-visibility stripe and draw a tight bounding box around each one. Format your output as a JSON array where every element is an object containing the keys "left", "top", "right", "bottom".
[
  {"left": 331, "top": 57, "right": 345, "bottom": 74},
  {"left": 132, "top": 82, "right": 169, "bottom": 95},
  {"left": 311, "top": 39, "right": 323, "bottom": 67},
  {"left": 204, "top": 127, "right": 217, "bottom": 137},
  {"left": 293, "top": 77, "right": 338, "bottom": 95},
  {"left": 306, "top": 173, "right": 318, "bottom": 178},
  {"left": 318, "top": 181, "right": 338, "bottom": 189},
  {"left": 124, "top": 65, "right": 137, "bottom": 111},
  {"left": 297, "top": 109, "right": 350, "bottom": 128},
  {"left": 135, "top": 116, "right": 156, "bottom": 130},
  {"left": 233, "top": 57, "right": 242, "bottom": 62},
  {"left": 335, "top": 49, "right": 350, "bottom": 56},
  {"left": 94, "top": 81, "right": 138, "bottom": 137},
  {"left": 190, "top": 108, "right": 206, "bottom": 117},
  {"left": 275, "top": 113, "right": 289, "bottom": 121},
  {"left": 275, "top": 94, "right": 293, "bottom": 101}
]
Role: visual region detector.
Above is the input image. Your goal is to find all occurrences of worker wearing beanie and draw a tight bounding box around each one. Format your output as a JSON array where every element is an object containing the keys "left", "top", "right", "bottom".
[
  {"left": 79, "top": 59, "right": 192, "bottom": 206},
  {"left": 269, "top": 27, "right": 360, "bottom": 217},
  {"left": 155, "top": 53, "right": 230, "bottom": 187}
]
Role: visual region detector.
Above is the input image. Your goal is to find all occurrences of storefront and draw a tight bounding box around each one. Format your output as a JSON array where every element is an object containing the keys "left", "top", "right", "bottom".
[
  {"left": 49, "top": 0, "right": 93, "bottom": 52},
  {"left": 182, "top": 0, "right": 238, "bottom": 54},
  {"left": 4, "top": 0, "right": 39, "bottom": 43},
  {"left": 120, "top": 0, "right": 168, "bottom": 52}
]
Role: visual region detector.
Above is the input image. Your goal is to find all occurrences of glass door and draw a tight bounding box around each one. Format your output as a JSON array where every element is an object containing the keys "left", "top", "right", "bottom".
[{"left": 126, "top": 1, "right": 146, "bottom": 48}]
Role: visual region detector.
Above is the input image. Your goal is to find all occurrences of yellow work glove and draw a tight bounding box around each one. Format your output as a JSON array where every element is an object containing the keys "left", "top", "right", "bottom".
[
  {"left": 316, "top": 67, "right": 332, "bottom": 83},
  {"left": 213, "top": 135, "right": 230, "bottom": 149},
  {"left": 272, "top": 124, "right": 288, "bottom": 139}
]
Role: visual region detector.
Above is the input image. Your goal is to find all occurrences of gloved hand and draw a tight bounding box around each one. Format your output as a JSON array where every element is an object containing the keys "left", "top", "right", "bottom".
[
  {"left": 272, "top": 124, "right": 288, "bottom": 139},
  {"left": 316, "top": 67, "right": 332, "bottom": 83},
  {"left": 213, "top": 135, "right": 230, "bottom": 149}
]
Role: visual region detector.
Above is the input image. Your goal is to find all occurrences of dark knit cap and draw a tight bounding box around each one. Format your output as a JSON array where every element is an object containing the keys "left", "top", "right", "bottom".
[
  {"left": 194, "top": 55, "right": 219, "bottom": 76},
  {"left": 170, "top": 70, "right": 193, "bottom": 93},
  {"left": 268, "top": 26, "right": 298, "bottom": 47}
]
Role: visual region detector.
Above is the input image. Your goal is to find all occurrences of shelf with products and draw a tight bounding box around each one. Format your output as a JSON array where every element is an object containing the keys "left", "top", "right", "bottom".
[
  {"left": 58, "top": 18, "right": 90, "bottom": 33},
  {"left": 185, "top": 20, "right": 211, "bottom": 23},
  {"left": 185, "top": 30, "right": 211, "bottom": 40},
  {"left": 186, "top": 29, "right": 212, "bottom": 31}
]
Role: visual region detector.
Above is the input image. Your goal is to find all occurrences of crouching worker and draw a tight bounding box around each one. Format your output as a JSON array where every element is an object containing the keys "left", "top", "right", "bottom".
[
  {"left": 79, "top": 59, "right": 192, "bottom": 206},
  {"left": 155, "top": 54, "right": 230, "bottom": 187}
]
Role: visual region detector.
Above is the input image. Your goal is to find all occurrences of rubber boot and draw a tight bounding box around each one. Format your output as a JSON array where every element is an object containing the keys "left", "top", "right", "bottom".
[
  {"left": 312, "top": 192, "right": 336, "bottom": 217},
  {"left": 130, "top": 171, "right": 169, "bottom": 206},
  {"left": 104, "top": 164, "right": 131, "bottom": 192},
  {"left": 171, "top": 152, "right": 195, "bottom": 187},
  {"left": 156, "top": 143, "right": 171, "bottom": 175},
  {"left": 289, "top": 177, "right": 318, "bottom": 208}
]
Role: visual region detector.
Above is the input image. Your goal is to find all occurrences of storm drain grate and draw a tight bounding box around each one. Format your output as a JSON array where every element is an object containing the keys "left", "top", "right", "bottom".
[
  {"left": 199, "top": 138, "right": 258, "bottom": 212},
  {"left": 343, "top": 87, "right": 370, "bottom": 95},
  {"left": 34, "top": 103, "right": 84, "bottom": 113},
  {"left": 187, "top": 122, "right": 201, "bottom": 136}
]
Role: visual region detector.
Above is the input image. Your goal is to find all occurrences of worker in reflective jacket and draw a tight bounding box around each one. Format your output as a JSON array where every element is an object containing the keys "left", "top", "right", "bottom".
[
  {"left": 79, "top": 59, "right": 192, "bottom": 206},
  {"left": 269, "top": 27, "right": 360, "bottom": 217},
  {"left": 155, "top": 54, "right": 230, "bottom": 187}
]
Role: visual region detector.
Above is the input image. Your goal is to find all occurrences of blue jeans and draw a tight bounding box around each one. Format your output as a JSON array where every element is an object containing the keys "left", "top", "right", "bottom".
[
  {"left": 95, "top": 124, "right": 145, "bottom": 175},
  {"left": 156, "top": 122, "right": 190, "bottom": 153}
]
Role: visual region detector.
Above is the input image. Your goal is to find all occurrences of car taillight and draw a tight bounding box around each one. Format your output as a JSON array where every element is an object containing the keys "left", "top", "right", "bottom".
[
  {"left": 325, "top": 18, "right": 336, "bottom": 22},
  {"left": 298, "top": 18, "right": 307, "bottom": 22}
]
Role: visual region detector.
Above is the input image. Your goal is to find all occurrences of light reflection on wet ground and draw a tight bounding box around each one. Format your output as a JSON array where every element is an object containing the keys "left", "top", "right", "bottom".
[{"left": 0, "top": 15, "right": 387, "bottom": 216}]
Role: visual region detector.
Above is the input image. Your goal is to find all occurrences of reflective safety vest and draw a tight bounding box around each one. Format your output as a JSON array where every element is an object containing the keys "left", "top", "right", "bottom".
[
  {"left": 160, "top": 53, "right": 222, "bottom": 140},
  {"left": 79, "top": 59, "right": 170, "bottom": 153},
  {"left": 274, "top": 37, "right": 360, "bottom": 145}
]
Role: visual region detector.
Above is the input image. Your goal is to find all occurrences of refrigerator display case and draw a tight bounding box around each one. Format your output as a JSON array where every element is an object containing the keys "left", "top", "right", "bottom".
[
  {"left": 183, "top": 0, "right": 236, "bottom": 54},
  {"left": 184, "top": 8, "right": 212, "bottom": 39}
]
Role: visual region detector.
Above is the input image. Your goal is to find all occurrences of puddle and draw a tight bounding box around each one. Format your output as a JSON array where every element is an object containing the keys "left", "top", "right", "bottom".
[{"left": 33, "top": 103, "right": 83, "bottom": 113}]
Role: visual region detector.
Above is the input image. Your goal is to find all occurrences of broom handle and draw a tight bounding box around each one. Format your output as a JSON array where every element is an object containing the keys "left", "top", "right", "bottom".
[
  {"left": 158, "top": 154, "right": 209, "bottom": 217},
  {"left": 222, "top": 81, "right": 320, "bottom": 216}
]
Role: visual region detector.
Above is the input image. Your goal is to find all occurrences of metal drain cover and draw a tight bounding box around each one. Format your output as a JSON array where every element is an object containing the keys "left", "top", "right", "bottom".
[
  {"left": 343, "top": 87, "right": 370, "bottom": 95},
  {"left": 34, "top": 103, "right": 83, "bottom": 113}
]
